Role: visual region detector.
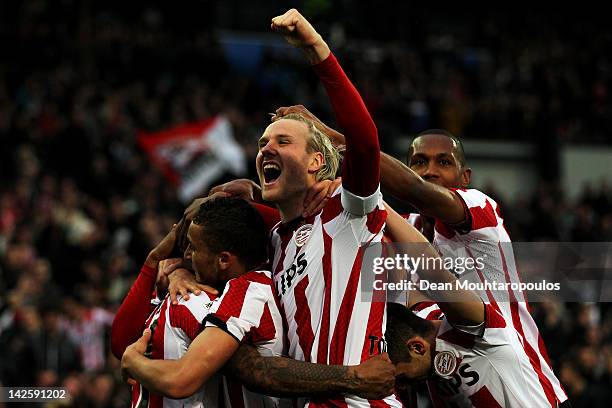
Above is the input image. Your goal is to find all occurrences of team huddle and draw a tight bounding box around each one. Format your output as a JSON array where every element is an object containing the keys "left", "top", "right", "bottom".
[{"left": 111, "top": 9, "right": 570, "bottom": 408}]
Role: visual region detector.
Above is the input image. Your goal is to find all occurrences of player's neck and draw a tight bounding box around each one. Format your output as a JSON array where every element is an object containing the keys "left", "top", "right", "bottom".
[
  {"left": 276, "top": 192, "right": 308, "bottom": 223},
  {"left": 218, "top": 266, "right": 249, "bottom": 291},
  {"left": 226, "top": 265, "right": 248, "bottom": 281}
]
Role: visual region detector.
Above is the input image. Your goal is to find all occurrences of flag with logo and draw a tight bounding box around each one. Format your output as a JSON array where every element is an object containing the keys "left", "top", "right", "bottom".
[{"left": 138, "top": 116, "right": 246, "bottom": 203}]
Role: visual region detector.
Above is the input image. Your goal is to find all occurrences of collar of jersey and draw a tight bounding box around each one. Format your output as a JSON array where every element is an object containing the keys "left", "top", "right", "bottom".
[{"left": 277, "top": 212, "right": 318, "bottom": 235}]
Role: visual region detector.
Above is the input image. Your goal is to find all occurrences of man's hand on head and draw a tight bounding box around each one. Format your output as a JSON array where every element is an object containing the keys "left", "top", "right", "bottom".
[
  {"left": 208, "top": 179, "right": 262, "bottom": 203},
  {"left": 272, "top": 105, "right": 346, "bottom": 149},
  {"left": 184, "top": 191, "right": 232, "bottom": 221},
  {"left": 272, "top": 105, "right": 320, "bottom": 124}
]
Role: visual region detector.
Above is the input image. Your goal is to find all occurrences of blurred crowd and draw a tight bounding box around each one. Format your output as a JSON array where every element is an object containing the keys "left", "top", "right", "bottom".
[{"left": 0, "top": 1, "right": 611, "bottom": 406}]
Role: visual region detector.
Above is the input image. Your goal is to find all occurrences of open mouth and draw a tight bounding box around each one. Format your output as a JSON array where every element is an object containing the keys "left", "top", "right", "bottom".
[{"left": 263, "top": 162, "right": 282, "bottom": 184}]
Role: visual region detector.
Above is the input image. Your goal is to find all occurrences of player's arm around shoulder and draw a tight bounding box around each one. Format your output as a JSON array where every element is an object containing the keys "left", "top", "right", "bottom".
[
  {"left": 380, "top": 152, "right": 467, "bottom": 225},
  {"left": 121, "top": 326, "right": 240, "bottom": 399},
  {"left": 169, "top": 291, "right": 217, "bottom": 342},
  {"left": 166, "top": 326, "right": 240, "bottom": 398},
  {"left": 224, "top": 343, "right": 395, "bottom": 399},
  {"left": 122, "top": 275, "right": 267, "bottom": 399},
  {"left": 384, "top": 203, "right": 484, "bottom": 327}
]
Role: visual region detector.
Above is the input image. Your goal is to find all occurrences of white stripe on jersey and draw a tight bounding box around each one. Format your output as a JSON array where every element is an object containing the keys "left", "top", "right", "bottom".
[
  {"left": 411, "top": 302, "right": 444, "bottom": 321},
  {"left": 163, "top": 294, "right": 219, "bottom": 408},
  {"left": 205, "top": 270, "right": 288, "bottom": 408},
  {"left": 405, "top": 188, "right": 566, "bottom": 405},
  {"left": 133, "top": 271, "right": 286, "bottom": 408},
  {"left": 205, "top": 271, "right": 282, "bottom": 349},
  {"left": 271, "top": 185, "right": 401, "bottom": 407},
  {"left": 132, "top": 292, "right": 218, "bottom": 408},
  {"left": 427, "top": 304, "right": 553, "bottom": 408}
]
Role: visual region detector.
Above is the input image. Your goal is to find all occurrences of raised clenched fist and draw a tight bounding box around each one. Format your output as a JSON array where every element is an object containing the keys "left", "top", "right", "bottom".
[{"left": 270, "top": 9, "right": 330, "bottom": 64}]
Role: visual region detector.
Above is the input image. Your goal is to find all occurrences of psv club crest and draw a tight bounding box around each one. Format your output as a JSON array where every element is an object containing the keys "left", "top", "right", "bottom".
[
  {"left": 294, "top": 224, "right": 313, "bottom": 247},
  {"left": 433, "top": 351, "right": 458, "bottom": 378}
]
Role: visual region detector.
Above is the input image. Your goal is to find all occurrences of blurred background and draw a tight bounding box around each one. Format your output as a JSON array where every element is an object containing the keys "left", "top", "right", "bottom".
[{"left": 0, "top": 1, "right": 611, "bottom": 406}]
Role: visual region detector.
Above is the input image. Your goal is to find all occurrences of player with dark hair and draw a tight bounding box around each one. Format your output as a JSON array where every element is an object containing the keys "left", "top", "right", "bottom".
[
  {"left": 187, "top": 196, "right": 269, "bottom": 286},
  {"left": 114, "top": 196, "right": 281, "bottom": 406},
  {"left": 386, "top": 130, "right": 567, "bottom": 407},
  {"left": 407, "top": 129, "right": 467, "bottom": 169},
  {"left": 382, "top": 205, "right": 571, "bottom": 408},
  {"left": 115, "top": 195, "right": 394, "bottom": 407}
]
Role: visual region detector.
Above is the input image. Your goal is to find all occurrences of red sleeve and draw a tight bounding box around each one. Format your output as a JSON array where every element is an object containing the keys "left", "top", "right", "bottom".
[
  {"left": 209, "top": 278, "right": 251, "bottom": 323},
  {"left": 250, "top": 202, "right": 280, "bottom": 232},
  {"left": 484, "top": 303, "right": 506, "bottom": 329},
  {"left": 312, "top": 53, "right": 380, "bottom": 197},
  {"left": 204, "top": 276, "right": 270, "bottom": 343},
  {"left": 448, "top": 189, "right": 499, "bottom": 233},
  {"left": 110, "top": 264, "right": 156, "bottom": 359}
]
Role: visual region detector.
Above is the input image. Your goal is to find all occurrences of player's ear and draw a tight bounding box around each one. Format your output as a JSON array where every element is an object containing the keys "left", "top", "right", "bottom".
[
  {"left": 308, "top": 151, "right": 324, "bottom": 175},
  {"left": 216, "top": 251, "right": 232, "bottom": 271},
  {"left": 460, "top": 167, "right": 472, "bottom": 188},
  {"left": 407, "top": 337, "right": 428, "bottom": 356}
]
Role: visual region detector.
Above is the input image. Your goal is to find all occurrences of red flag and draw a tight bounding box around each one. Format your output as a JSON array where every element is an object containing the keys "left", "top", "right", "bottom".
[{"left": 138, "top": 116, "right": 246, "bottom": 202}]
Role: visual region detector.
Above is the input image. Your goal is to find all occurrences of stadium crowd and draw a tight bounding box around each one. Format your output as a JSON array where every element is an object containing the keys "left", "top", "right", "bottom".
[{"left": 0, "top": 1, "right": 610, "bottom": 406}]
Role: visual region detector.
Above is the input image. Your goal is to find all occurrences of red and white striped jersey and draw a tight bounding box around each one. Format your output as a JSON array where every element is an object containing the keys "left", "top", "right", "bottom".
[
  {"left": 405, "top": 188, "right": 567, "bottom": 406},
  {"left": 425, "top": 304, "right": 555, "bottom": 408},
  {"left": 270, "top": 186, "right": 402, "bottom": 407},
  {"left": 205, "top": 270, "right": 287, "bottom": 408},
  {"left": 411, "top": 301, "right": 444, "bottom": 322},
  {"left": 131, "top": 291, "right": 218, "bottom": 408},
  {"left": 132, "top": 270, "right": 285, "bottom": 408}
]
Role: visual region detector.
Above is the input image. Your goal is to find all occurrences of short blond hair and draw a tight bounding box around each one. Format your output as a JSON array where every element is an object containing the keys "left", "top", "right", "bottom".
[{"left": 281, "top": 113, "right": 340, "bottom": 181}]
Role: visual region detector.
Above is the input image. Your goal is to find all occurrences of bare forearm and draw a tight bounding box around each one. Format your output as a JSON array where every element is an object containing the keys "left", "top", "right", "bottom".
[
  {"left": 385, "top": 204, "right": 445, "bottom": 270},
  {"left": 124, "top": 353, "right": 183, "bottom": 397},
  {"left": 247, "top": 359, "right": 358, "bottom": 397},
  {"left": 124, "top": 327, "right": 238, "bottom": 399},
  {"left": 386, "top": 205, "right": 456, "bottom": 285},
  {"left": 386, "top": 205, "right": 483, "bottom": 323},
  {"left": 226, "top": 346, "right": 359, "bottom": 397},
  {"left": 381, "top": 153, "right": 464, "bottom": 223}
]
